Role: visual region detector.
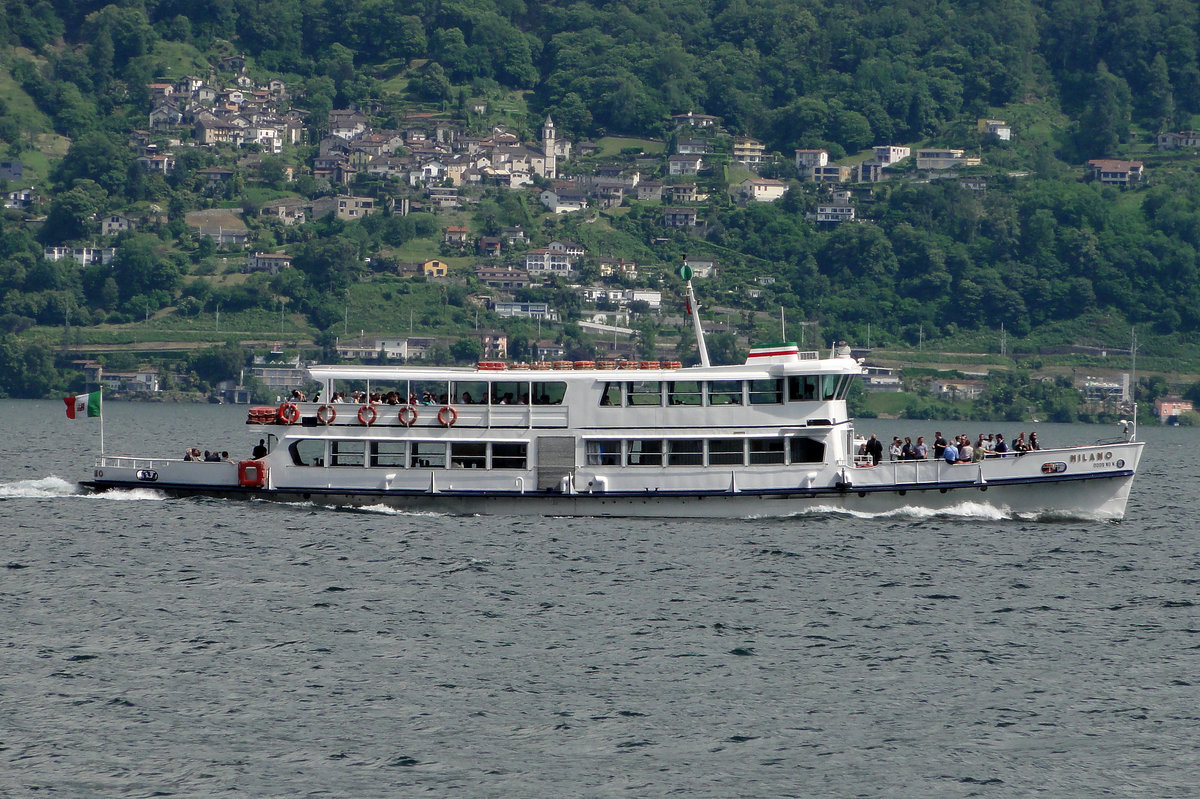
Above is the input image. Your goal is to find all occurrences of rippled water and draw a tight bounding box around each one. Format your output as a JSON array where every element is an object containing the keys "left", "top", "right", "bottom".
[{"left": 3, "top": 401, "right": 1198, "bottom": 797}]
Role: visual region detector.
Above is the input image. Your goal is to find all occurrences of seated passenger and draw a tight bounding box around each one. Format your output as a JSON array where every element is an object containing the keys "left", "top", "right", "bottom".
[
  {"left": 1028, "top": 432, "right": 1041, "bottom": 450},
  {"left": 461, "top": 392, "right": 474, "bottom": 404},
  {"left": 943, "top": 441, "right": 960, "bottom": 464}
]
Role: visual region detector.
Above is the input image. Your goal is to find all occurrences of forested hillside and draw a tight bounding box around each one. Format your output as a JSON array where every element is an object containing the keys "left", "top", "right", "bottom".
[
  {"left": 2, "top": 0, "right": 1200, "bottom": 407},
  {"left": 6, "top": 0, "right": 1197, "bottom": 152}
]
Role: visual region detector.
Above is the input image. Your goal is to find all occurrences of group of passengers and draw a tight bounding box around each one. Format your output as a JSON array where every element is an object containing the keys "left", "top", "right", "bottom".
[
  {"left": 183, "top": 447, "right": 232, "bottom": 462},
  {"left": 875, "top": 430, "right": 1041, "bottom": 464},
  {"left": 934, "top": 430, "right": 1041, "bottom": 463}
]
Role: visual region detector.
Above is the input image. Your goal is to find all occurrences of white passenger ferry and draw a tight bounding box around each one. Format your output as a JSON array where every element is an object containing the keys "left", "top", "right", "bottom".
[{"left": 84, "top": 284, "right": 1142, "bottom": 519}]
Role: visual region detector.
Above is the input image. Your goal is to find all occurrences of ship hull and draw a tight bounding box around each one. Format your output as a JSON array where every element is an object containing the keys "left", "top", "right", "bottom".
[{"left": 84, "top": 448, "right": 1140, "bottom": 520}]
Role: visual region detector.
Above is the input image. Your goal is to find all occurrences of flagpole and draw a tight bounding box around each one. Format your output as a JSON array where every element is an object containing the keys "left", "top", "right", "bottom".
[{"left": 99, "top": 389, "right": 105, "bottom": 459}]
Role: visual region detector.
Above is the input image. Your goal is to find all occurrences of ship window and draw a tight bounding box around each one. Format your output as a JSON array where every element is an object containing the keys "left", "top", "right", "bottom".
[
  {"left": 667, "top": 439, "right": 703, "bottom": 466},
  {"left": 330, "top": 440, "right": 364, "bottom": 467},
  {"left": 707, "top": 380, "right": 743, "bottom": 406},
  {"left": 668, "top": 381, "right": 702, "bottom": 406},
  {"left": 788, "top": 375, "right": 819, "bottom": 401},
  {"left": 821, "top": 375, "right": 839, "bottom": 400},
  {"left": 586, "top": 440, "right": 621, "bottom": 465},
  {"left": 626, "top": 439, "right": 663, "bottom": 466},
  {"left": 412, "top": 381, "right": 449, "bottom": 406},
  {"left": 453, "top": 380, "right": 487, "bottom": 405},
  {"left": 369, "top": 441, "right": 407, "bottom": 467},
  {"left": 491, "top": 443, "right": 528, "bottom": 469},
  {"left": 531, "top": 381, "right": 566, "bottom": 405},
  {"left": 600, "top": 382, "right": 623, "bottom": 407},
  {"left": 708, "top": 439, "right": 745, "bottom": 466},
  {"left": 289, "top": 438, "right": 325, "bottom": 466},
  {"left": 749, "top": 379, "right": 783, "bottom": 404},
  {"left": 789, "top": 437, "right": 826, "bottom": 463},
  {"left": 626, "top": 381, "right": 662, "bottom": 406},
  {"left": 410, "top": 441, "right": 446, "bottom": 468},
  {"left": 490, "top": 381, "right": 527, "bottom": 405},
  {"left": 450, "top": 442, "right": 487, "bottom": 468},
  {"left": 749, "top": 438, "right": 785, "bottom": 464}
]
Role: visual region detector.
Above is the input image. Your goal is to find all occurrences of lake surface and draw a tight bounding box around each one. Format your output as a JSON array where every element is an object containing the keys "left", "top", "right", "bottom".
[{"left": 2, "top": 400, "right": 1197, "bottom": 797}]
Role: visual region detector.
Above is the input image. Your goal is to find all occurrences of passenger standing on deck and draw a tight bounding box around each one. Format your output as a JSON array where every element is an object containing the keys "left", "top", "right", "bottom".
[
  {"left": 890, "top": 437, "right": 902, "bottom": 461},
  {"left": 866, "top": 434, "right": 883, "bottom": 466},
  {"left": 915, "top": 436, "right": 928, "bottom": 459},
  {"left": 943, "top": 439, "right": 959, "bottom": 464},
  {"left": 1029, "top": 432, "right": 1041, "bottom": 450},
  {"left": 933, "top": 432, "right": 947, "bottom": 460}
]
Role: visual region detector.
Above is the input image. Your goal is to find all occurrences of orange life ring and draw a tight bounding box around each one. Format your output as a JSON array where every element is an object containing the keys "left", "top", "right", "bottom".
[
  {"left": 398, "top": 405, "right": 418, "bottom": 426},
  {"left": 316, "top": 404, "right": 337, "bottom": 425},
  {"left": 437, "top": 405, "right": 457, "bottom": 427},
  {"left": 357, "top": 404, "right": 377, "bottom": 425},
  {"left": 277, "top": 402, "right": 300, "bottom": 424}
]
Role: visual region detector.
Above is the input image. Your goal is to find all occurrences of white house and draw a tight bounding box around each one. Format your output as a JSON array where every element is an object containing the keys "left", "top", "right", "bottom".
[
  {"left": 492, "top": 301, "right": 559, "bottom": 320},
  {"left": 816, "top": 204, "right": 855, "bottom": 223},
  {"left": 735, "top": 177, "right": 789, "bottom": 203}
]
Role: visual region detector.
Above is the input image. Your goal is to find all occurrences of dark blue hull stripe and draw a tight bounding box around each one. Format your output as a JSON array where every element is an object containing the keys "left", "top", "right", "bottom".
[{"left": 82, "top": 469, "right": 1133, "bottom": 501}]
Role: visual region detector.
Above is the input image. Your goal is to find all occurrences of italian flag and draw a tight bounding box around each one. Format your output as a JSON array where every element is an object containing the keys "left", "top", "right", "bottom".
[{"left": 64, "top": 391, "right": 102, "bottom": 419}]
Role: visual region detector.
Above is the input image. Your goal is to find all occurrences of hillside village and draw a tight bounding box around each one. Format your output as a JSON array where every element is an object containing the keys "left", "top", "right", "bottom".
[{"left": 3, "top": 51, "right": 1200, "bottom": 422}]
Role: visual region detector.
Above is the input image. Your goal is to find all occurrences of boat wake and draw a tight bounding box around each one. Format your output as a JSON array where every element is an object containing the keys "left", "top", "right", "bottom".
[
  {"left": 772, "top": 501, "right": 1102, "bottom": 523},
  {"left": 89, "top": 487, "right": 167, "bottom": 501},
  {"left": 0, "top": 475, "right": 82, "bottom": 499},
  {"left": 345, "top": 503, "right": 449, "bottom": 517}
]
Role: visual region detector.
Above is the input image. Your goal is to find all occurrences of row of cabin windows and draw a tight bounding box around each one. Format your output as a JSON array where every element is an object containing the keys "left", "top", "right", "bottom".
[
  {"left": 325, "top": 380, "right": 567, "bottom": 406},
  {"left": 600, "top": 376, "right": 852, "bottom": 407},
  {"left": 289, "top": 439, "right": 528, "bottom": 469},
  {"left": 585, "top": 437, "right": 826, "bottom": 467}
]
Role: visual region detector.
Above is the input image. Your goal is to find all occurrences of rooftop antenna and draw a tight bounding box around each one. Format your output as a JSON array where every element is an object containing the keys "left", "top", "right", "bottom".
[{"left": 681, "top": 264, "right": 710, "bottom": 367}]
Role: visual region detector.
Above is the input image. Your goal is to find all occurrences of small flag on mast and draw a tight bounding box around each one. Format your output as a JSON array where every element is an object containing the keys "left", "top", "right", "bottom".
[{"left": 64, "top": 391, "right": 102, "bottom": 419}]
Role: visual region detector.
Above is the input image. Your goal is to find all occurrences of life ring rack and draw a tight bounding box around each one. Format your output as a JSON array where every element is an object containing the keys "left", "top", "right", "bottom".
[
  {"left": 437, "top": 405, "right": 458, "bottom": 427},
  {"left": 398, "top": 405, "right": 418, "bottom": 426},
  {"left": 277, "top": 402, "right": 300, "bottom": 424},
  {"left": 357, "top": 404, "right": 378, "bottom": 426},
  {"left": 316, "top": 404, "right": 337, "bottom": 425}
]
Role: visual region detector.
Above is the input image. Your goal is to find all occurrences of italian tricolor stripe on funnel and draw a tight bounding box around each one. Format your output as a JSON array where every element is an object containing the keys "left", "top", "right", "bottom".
[{"left": 64, "top": 391, "right": 101, "bottom": 419}]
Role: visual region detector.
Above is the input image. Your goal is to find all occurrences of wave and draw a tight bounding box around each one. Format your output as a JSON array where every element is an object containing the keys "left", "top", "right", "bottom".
[
  {"left": 89, "top": 487, "right": 167, "bottom": 501},
  {"left": 0, "top": 475, "right": 81, "bottom": 499},
  {"left": 343, "top": 502, "right": 448, "bottom": 517},
  {"left": 768, "top": 500, "right": 1102, "bottom": 523}
]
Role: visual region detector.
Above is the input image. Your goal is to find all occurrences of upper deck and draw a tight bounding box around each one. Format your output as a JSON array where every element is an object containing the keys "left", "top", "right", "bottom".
[{"left": 253, "top": 346, "right": 864, "bottom": 432}]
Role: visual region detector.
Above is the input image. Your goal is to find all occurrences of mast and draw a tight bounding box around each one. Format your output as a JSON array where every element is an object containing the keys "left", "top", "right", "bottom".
[{"left": 681, "top": 265, "right": 710, "bottom": 367}]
